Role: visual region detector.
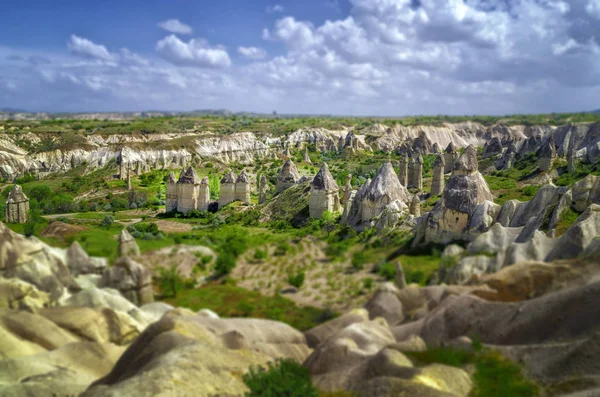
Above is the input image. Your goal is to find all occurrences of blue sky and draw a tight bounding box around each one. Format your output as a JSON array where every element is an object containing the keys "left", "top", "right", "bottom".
[{"left": 1, "top": 0, "right": 599, "bottom": 115}]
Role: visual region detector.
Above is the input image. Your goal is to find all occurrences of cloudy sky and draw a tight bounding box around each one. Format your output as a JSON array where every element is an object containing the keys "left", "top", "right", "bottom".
[{"left": 1, "top": 0, "right": 599, "bottom": 115}]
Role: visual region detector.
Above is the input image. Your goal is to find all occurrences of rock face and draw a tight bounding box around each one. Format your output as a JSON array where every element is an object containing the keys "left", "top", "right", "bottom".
[
  {"left": 165, "top": 172, "right": 178, "bottom": 213},
  {"left": 303, "top": 147, "right": 312, "bottom": 163},
  {"left": 340, "top": 175, "right": 352, "bottom": 207},
  {"left": 219, "top": 171, "right": 236, "bottom": 208},
  {"left": 176, "top": 167, "right": 201, "bottom": 214},
  {"left": 358, "top": 162, "right": 410, "bottom": 225},
  {"left": 198, "top": 177, "right": 210, "bottom": 211},
  {"left": 309, "top": 163, "right": 340, "bottom": 218},
  {"left": 498, "top": 141, "right": 517, "bottom": 170},
  {"left": 444, "top": 142, "right": 457, "bottom": 174},
  {"left": 431, "top": 154, "right": 445, "bottom": 196},
  {"left": 118, "top": 229, "right": 140, "bottom": 258},
  {"left": 418, "top": 145, "right": 495, "bottom": 244},
  {"left": 258, "top": 175, "right": 268, "bottom": 204},
  {"left": 4, "top": 185, "right": 29, "bottom": 224},
  {"left": 234, "top": 170, "right": 251, "bottom": 205},
  {"left": 101, "top": 256, "right": 153, "bottom": 306},
  {"left": 483, "top": 137, "right": 503, "bottom": 159},
  {"left": 67, "top": 241, "right": 106, "bottom": 277},
  {"left": 276, "top": 160, "right": 301, "bottom": 193},
  {"left": 409, "top": 154, "right": 423, "bottom": 190},
  {"left": 82, "top": 311, "right": 311, "bottom": 397},
  {"left": 399, "top": 156, "right": 409, "bottom": 186},
  {"left": 410, "top": 195, "right": 421, "bottom": 217},
  {"left": 539, "top": 135, "right": 556, "bottom": 171}
]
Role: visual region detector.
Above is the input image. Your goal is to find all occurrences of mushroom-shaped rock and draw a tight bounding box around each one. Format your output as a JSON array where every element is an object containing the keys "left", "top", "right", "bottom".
[
  {"left": 234, "top": 170, "right": 251, "bottom": 204},
  {"left": 5, "top": 185, "right": 30, "bottom": 224},
  {"left": 219, "top": 171, "right": 237, "bottom": 208},
  {"left": 361, "top": 162, "right": 409, "bottom": 223},
  {"left": 259, "top": 175, "right": 268, "bottom": 204},
  {"left": 309, "top": 163, "right": 340, "bottom": 218}
]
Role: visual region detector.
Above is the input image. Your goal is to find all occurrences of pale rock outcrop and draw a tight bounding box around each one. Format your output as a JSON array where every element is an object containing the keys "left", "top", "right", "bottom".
[
  {"left": 399, "top": 156, "right": 409, "bottom": 186},
  {"left": 258, "top": 174, "right": 268, "bottom": 204},
  {"left": 444, "top": 142, "right": 458, "bottom": 173},
  {"left": 176, "top": 167, "right": 201, "bottom": 214},
  {"left": 304, "top": 309, "right": 369, "bottom": 348},
  {"left": 82, "top": 311, "right": 310, "bottom": 397},
  {"left": 497, "top": 141, "right": 517, "bottom": 170},
  {"left": 1, "top": 222, "right": 76, "bottom": 301},
  {"left": 303, "top": 147, "right": 312, "bottom": 163},
  {"left": 276, "top": 160, "right": 301, "bottom": 193},
  {"left": 0, "top": 278, "right": 50, "bottom": 311},
  {"left": 234, "top": 170, "right": 251, "bottom": 205},
  {"left": 431, "top": 154, "right": 445, "bottom": 196},
  {"left": 218, "top": 171, "right": 236, "bottom": 208},
  {"left": 410, "top": 194, "right": 421, "bottom": 217},
  {"left": 165, "top": 172, "right": 178, "bottom": 212},
  {"left": 364, "top": 283, "right": 404, "bottom": 326},
  {"left": 571, "top": 174, "right": 600, "bottom": 212},
  {"left": 66, "top": 241, "right": 107, "bottom": 276},
  {"left": 198, "top": 176, "right": 210, "bottom": 211},
  {"left": 539, "top": 135, "right": 556, "bottom": 171},
  {"left": 409, "top": 154, "right": 423, "bottom": 190},
  {"left": 309, "top": 163, "right": 340, "bottom": 218},
  {"left": 360, "top": 162, "right": 410, "bottom": 225},
  {"left": 117, "top": 229, "right": 140, "bottom": 258},
  {"left": 374, "top": 200, "right": 410, "bottom": 231},
  {"left": 4, "top": 185, "right": 29, "bottom": 224},
  {"left": 483, "top": 136, "right": 503, "bottom": 159},
  {"left": 101, "top": 256, "right": 153, "bottom": 306},
  {"left": 417, "top": 145, "right": 494, "bottom": 244},
  {"left": 340, "top": 174, "right": 352, "bottom": 207}
]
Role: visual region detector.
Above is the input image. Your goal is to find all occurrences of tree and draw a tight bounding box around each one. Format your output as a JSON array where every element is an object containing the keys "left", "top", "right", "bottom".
[
  {"left": 157, "top": 264, "right": 183, "bottom": 298},
  {"left": 101, "top": 215, "right": 114, "bottom": 227},
  {"left": 215, "top": 251, "right": 237, "bottom": 276}
]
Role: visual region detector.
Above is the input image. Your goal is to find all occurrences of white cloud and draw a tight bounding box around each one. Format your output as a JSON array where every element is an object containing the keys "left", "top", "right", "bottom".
[
  {"left": 157, "top": 19, "right": 193, "bottom": 35},
  {"left": 266, "top": 4, "right": 284, "bottom": 14},
  {"left": 119, "top": 48, "right": 151, "bottom": 66},
  {"left": 238, "top": 46, "right": 267, "bottom": 60},
  {"left": 156, "top": 35, "right": 231, "bottom": 68},
  {"left": 67, "top": 35, "right": 115, "bottom": 61},
  {"left": 586, "top": 0, "right": 600, "bottom": 19}
]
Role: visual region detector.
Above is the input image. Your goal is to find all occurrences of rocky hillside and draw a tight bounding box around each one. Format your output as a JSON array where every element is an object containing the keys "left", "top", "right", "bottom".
[{"left": 2, "top": 117, "right": 600, "bottom": 181}]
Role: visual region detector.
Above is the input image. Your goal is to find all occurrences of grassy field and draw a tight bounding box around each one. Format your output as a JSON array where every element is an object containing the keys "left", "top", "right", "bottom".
[{"left": 164, "top": 283, "right": 335, "bottom": 331}]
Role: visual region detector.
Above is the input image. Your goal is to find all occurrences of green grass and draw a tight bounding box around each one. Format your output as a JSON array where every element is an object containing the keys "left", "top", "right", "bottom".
[
  {"left": 555, "top": 207, "right": 581, "bottom": 236},
  {"left": 405, "top": 348, "right": 540, "bottom": 397},
  {"left": 164, "top": 284, "right": 336, "bottom": 331}
]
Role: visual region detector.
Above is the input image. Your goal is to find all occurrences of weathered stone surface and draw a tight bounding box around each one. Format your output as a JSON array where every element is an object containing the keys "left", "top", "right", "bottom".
[
  {"left": 101, "top": 257, "right": 153, "bottom": 306},
  {"left": 305, "top": 309, "right": 369, "bottom": 348},
  {"left": 409, "top": 154, "right": 423, "bottom": 190},
  {"left": 364, "top": 283, "right": 404, "bottom": 326},
  {"left": 571, "top": 175, "right": 600, "bottom": 212},
  {"left": 276, "top": 160, "right": 300, "bottom": 193},
  {"left": 431, "top": 154, "right": 445, "bottom": 196},
  {"left": 258, "top": 174, "right": 268, "bottom": 204},
  {"left": 539, "top": 135, "right": 557, "bottom": 171},
  {"left": 166, "top": 171, "right": 178, "bottom": 212},
  {"left": 67, "top": 241, "right": 106, "bottom": 276},
  {"left": 444, "top": 142, "right": 457, "bottom": 174},
  {"left": 82, "top": 311, "right": 310, "bottom": 397},
  {"left": 399, "top": 156, "right": 409, "bottom": 187},
  {"left": 176, "top": 167, "right": 201, "bottom": 213},
  {"left": 410, "top": 195, "right": 421, "bottom": 217},
  {"left": 483, "top": 137, "right": 503, "bottom": 159},
  {"left": 234, "top": 170, "right": 251, "bottom": 204},
  {"left": 310, "top": 163, "right": 340, "bottom": 218},
  {"left": 4, "top": 185, "right": 29, "bottom": 224},
  {"left": 340, "top": 174, "right": 352, "bottom": 207},
  {"left": 0, "top": 278, "right": 49, "bottom": 311},
  {"left": 117, "top": 229, "right": 140, "bottom": 258},
  {"left": 219, "top": 171, "right": 236, "bottom": 208},
  {"left": 360, "top": 162, "right": 410, "bottom": 224}
]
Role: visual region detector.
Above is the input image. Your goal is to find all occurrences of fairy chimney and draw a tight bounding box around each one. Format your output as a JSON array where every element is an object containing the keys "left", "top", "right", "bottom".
[
  {"left": 340, "top": 174, "right": 352, "bottom": 207},
  {"left": 166, "top": 172, "right": 178, "bottom": 212},
  {"left": 409, "top": 154, "right": 423, "bottom": 190},
  {"left": 444, "top": 142, "right": 458, "bottom": 174},
  {"left": 410, "top": 195, "right": 421, "bottom": 217},
  {"left": 4, "top": 185, "right": 29, "bottom": 224},
  {"left": 309, "top": 163, "right": 340, "bottom": 218},
  {"left": 118, "top": 228, "right": 141, "bottom": 257},
  {"left": 431, "top": 154, "right": 446, "bottom": 196},
  {"left": 235, "top": 170, "right": 251, "bottom": 205},
  {"left": 219, "top": 171, "right": 237, "bottom": 208},
  {"left": 539, "top": 136, "right": 556, "bottom": 172},
  {"left": 177, "top": 167, "right": 201, "bottom": 214},
  {"left": 198, "top": 177, "right": 210, "bottom": 211},
  {"left": 399, "top": 156, "right": 409, "bottom": 187},
  {"left": 276, "top": 160, "right": 301, "bottom": 193},
  {"left": 259, "top": 175, "right": 268, "bottom": 204}
]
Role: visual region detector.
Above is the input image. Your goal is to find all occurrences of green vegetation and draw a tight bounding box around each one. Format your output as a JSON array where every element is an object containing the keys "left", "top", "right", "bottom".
[
  {"left": 555, "top": 207, "right": 581, "bottom": 236},
  {"left": 243, "top": 358, "right": 318, "bottom": 397},
  {"left": 406, "top": 347, "right": 540, "bottom": 397},
  {"left": 164, "top": 284, "right": 336, "bottom": 331},
  {"left": 287, "top": 271, "right": 305, "bottom": 289}
]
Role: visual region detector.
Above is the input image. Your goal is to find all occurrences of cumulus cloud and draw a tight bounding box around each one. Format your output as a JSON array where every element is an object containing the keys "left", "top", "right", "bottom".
[
  {"left": 238, "top": 46, "right": 267, "bottom": 60},
  {"left": 67, "top": 35, "right": 115, "bottom": 61},
  {"left": 157, "top": 19, "right": 193, "bottom": 35},
  {"left": 266, "top": 4, "right": 284, "bottom": 14},
  {"left": 3, "top": 0, "right": 600, "bottom": 114},
  {"left": 156, "top": 35, "right": 231, "bottom": 68}
]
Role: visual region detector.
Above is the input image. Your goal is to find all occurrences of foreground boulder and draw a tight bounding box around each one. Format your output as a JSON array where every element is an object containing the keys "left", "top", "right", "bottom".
[
  {"left": 101, "top": 256, "right": 153, "bottom": 306},
  {"left": 82, "top": 310, "right": 311, "bottom": 396}
]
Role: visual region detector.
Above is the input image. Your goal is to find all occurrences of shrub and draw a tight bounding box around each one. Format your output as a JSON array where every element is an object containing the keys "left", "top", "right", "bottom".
[
  {"left": 363, "top": 277, "right": 374, "bottom": 290},
  {"left": 254, "top": 248, "right": 268, "bottom": 261},
  {"left": 24, "top": 221, "right": 36, "bottom": 237},
  {"left": 351, "top": 251, "right": 369, "bottom": 271},
  {"left": 274, "top": 242, "right": 290, "bottom": 256},
  {"left": 287, "top": 271, "right": 305, "bottom": 289},
  {"left": 101, "top": 215, "right": 114, "bottom": 227},
  {"left": 243, "top": 358, "right": 318, "bottom": 397},
  {"left": 157, "top": 264, "right": 185, "bottom": 298},
  {"left": 215, "top": 251, "right": 237, "bottom": 276},
  {"left": 376, "top": 261, "right": 396, "bottom": 281}
]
